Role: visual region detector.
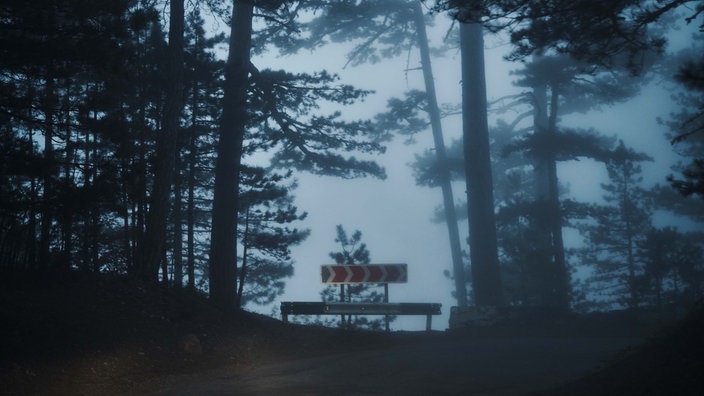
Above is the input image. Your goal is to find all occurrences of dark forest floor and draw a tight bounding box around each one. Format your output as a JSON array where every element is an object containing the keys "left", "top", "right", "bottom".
[{"left": 0, "top": 272, "right": 702, "bottom": 395}]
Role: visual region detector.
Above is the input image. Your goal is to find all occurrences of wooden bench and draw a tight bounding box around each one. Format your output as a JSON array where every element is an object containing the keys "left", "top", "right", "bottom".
[
  {"left": 280, "top": 301, "right": 442, "bottom": 331},
  {"left": 280, "top": 264, "right": 442, "bottom": 331}
]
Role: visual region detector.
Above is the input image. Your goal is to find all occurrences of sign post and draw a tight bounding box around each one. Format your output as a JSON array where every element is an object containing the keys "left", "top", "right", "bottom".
[
  {"left": 283, "top": 264, "right": 440, "bottom": 331},
  {"left": 321, "top": 264, "right": 408, "bottom": 331}
]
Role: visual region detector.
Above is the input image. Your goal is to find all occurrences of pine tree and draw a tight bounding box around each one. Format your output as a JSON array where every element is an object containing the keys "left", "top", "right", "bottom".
[
  {"left": 0, "top": 0, "right": 153, "bottom": 275},
  {"left": 209, "top": 1, "right": 388, "bottom": 309},
  {"left": 136, "top": 0, "right": 186, "bottom": 283},
  {"left": 320, "top": 225, "right": 390, "bottom": 330},
  {"left": 498, "top": 54, "right": 641, "bottom": 311},
  {"left": 182, "top": 8, "right": 225, "bottom": 290},
  {"left": 236, "top": 166, "right": 309, "bottom": 307},
  {"left": 665, "top": 50, "right": 704, "bottom": 199},
  {"left": 580, "top": 142, "right": 653, "bottom": 310},
  {"left": 209, "top": 0, "right": 255, "bottom": 310},
  {"left": 639, "top": 227, "right": 704, "bottom": 308},
  {"left": 458, "top": 2, "right": 505, "bottom": 307}
]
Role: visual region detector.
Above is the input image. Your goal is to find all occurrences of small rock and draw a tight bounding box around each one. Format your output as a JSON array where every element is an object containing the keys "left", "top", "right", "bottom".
[{"left": 178, "top": 333, "right": 202, "bottom": 355}]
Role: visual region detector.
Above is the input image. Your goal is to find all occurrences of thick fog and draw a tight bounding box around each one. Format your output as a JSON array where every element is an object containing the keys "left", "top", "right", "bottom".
[
  {"left": 4, "top": 4, "right": 703, "bottom": 396},
  {"left": 228, "top": 13, "right": 702, "bottom": 330}
]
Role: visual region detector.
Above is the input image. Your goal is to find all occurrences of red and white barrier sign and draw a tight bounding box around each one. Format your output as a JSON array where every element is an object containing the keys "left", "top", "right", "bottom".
[{"left": 320, "top": 264, "right": 407, "bottom": 284}]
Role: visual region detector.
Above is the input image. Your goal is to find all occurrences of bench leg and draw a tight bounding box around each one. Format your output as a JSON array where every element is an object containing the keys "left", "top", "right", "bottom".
[
  {"left": 426, "top": 314, "right": 432, "bottom": 331},
  {"left": 282, "top": 313, "right": 288, "bottom": 323}
]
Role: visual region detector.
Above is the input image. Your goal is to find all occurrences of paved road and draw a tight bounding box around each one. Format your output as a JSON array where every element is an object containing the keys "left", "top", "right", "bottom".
[{"left": 148, "top": 335, "right": 641, "bottom": 396}]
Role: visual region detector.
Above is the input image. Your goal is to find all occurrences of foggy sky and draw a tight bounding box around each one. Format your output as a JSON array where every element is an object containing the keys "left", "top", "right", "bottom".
[{"left": 238, "top": 12, "right": 700, "bottom": 330}]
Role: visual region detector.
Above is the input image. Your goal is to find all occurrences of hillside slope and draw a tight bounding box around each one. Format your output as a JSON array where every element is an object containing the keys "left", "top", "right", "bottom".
[
  {"left": 1, "top": 272, "right": 701, "bottom": 395},
  {"left": 0, "top": 272, "right": 392, "bottom": 395}
]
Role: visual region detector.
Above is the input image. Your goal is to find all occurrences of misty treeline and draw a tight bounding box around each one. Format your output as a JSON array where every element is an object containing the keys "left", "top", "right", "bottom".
[{"left": 1, "top": 0, "right": 702, "bottom": 316}]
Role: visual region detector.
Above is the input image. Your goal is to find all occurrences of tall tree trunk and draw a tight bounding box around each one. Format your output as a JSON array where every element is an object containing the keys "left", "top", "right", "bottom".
[
  {"left": 134, "top": 103, "right": 147, "bottom": 272},
  {"left": 531, "top": 77, "right": 552, "bottom": 306},
  {"left": 161, "top": 242, "right": 169, "bottom": 283},
  {"left": 209, "top": 0, "right": 254, "bottom": 309},
  {"left": 545, "top": 85, "right": 569, "bottom": 313},
  {"left": 532, "top": 74, "right": 558, "bottom": 308},
  {"left": 186, "top": 58, "right": 199, "bottom": 291},
  {"left": 459, "top": 18, "right": 504, "bottom": 307},
  {"left": 532, "top": 61, "right": 570, "bottom": 313},
  {"left": 60, "top": 78, "right": 74, "bottom": 271},
  {"left": 623, "top": 173, "right": 638, "bottom": 310},
  {"left": 136, "top": 0, "right": 185, "bottom": 282},
  {"left": 187, "top": 113, "right": 197, "bottom": 291},
  {"left": 122, "top": 179, "right": 132, "bottom": 272},
  {"left": 173, "top": 141, "right": 183, "bottom": 287},
  {"left": 39, "top": 77, "right": 56, "bottom": 272},
  {"left": 236, "top": 207, "right": 251, "bottom": 308},
  {"left": 81, "top": 120, "right": 91, "bottom": 271},
  {"left": 532, "top": 79, "right": 550, "bottom": 200},
  {"left": 413, "top": 1, "right": 467, "bottom": 307},
  {"left": 90, "top": 130, "right": 100, "bottom": 272},
  {"left": 27, "top": 127, "right": 38, "bottom": 271}
]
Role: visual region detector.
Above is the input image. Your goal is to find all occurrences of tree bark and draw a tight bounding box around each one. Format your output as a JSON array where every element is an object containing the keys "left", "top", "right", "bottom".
[
  {"left": 413, "top": 1, "right": 468, "bottom": 307},
  {"left": 460, "top": 19, "right": 504, "bottom": 307},
  {"left": 173, "top": 138, "right": 183, "bottom": 287},
  {"left": 136, "top": 0, "right": 185, "bottom": 282},
  {"left": 60, "top": 78, "right": 73, "bottom": 272},
  {"left": 90, "top": 130, "right": 100, "bottom": 272},
  {"left": 236, "top": 207, "right": 250, "bottom": 307},
  {"left": 545, "top": 85, "right": 570, "bottom": 313},
  {"left": 532, "top": 73, "right": 560, "bottom": 309},
  {"left": 187, "top": 96, "right": 197, "bottom": 291},
  {"left": 39, "top": 77, "right": 56, "bottom": 272},
  {"left": 209, "top": 0, "right": 254, "bottom": 310},
  {"left": 531, "top": 76, "right": 551, "bottom": 303},
  {"left": 27, "top": 127, "right": 38, "bottom": 270}
]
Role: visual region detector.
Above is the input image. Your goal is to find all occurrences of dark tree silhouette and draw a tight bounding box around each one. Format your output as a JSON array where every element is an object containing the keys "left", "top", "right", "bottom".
[
  {"left": 459, "top": 3, "right": 505, "bottom": 307},
  {"left": 579, "top": 142, "right": 653, "bottom": 310},
  {"left": 236, "top": 166, "right": 309, "bottom": 307},
  {"left": 209, "top": 0, "right": 254, "bottom": 310},
  {"left": 136, "top": 0, "right": 185, "bottom": 283},
  {"left": 667, "top": 56, "right": 704, "bottom": 199},
  {"left": 210, "top": 1, "right": 387, "bottom": 309},
  {"left": 640, "top": 227, "right": 704, "bottom": 308}
]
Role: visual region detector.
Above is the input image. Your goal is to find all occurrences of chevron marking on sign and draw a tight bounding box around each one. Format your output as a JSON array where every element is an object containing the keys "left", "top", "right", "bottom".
[{"left": 320, "top": 264, "right": 408, "bottom": 284}]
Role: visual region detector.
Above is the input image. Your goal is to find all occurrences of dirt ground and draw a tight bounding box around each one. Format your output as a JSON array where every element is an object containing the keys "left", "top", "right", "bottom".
[
  {"left": 144, "top": 335, "right": 648, "bottom": 395},
  {"left": 1, "top": 272, "right": 702, "bottom": 395}
]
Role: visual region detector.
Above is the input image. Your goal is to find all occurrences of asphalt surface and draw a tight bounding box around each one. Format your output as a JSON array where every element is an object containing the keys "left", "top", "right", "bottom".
[{"left": 147, "top": 335, "right": 642, "bottom": 396}]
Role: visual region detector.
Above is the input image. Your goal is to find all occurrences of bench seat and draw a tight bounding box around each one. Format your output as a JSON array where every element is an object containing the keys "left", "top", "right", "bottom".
[{"left": 281, "top": 301, "right": 441, "bottom": 330}]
